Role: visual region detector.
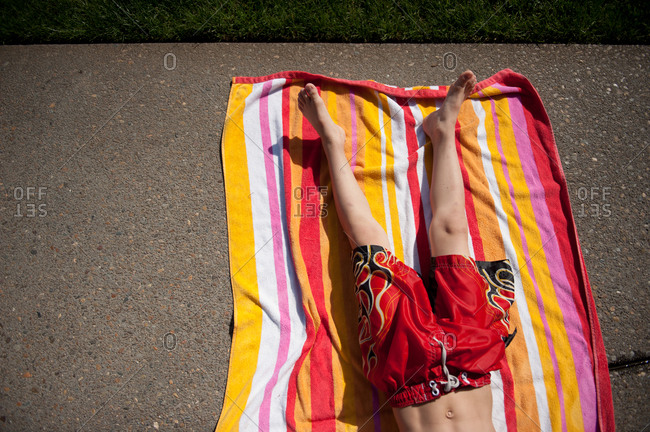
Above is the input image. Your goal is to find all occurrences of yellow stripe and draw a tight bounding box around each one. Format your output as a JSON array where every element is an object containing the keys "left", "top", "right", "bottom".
[
  {"left": 374, "top": 93, "right": 404, "bottom": 258},
  {"left": 363, "top": 92, "right": 388, "bottom": 239},
  {"left": 346, "top": 88, "right": 397, "bottom": 427},
  {"left": 352, "top": 87, "right": 373, "bottom": 198},
  {"left": 478, "top": 85, "right": 506, "bottom": 98},
  {"left": 328, "top": 86, "right": 364, "bottom": 426},
  {"left": 216, "top": 83, "right": 260, "bottom": 432},
  {"left": 384, "top": 95, "right": 405, "bottom": 259}
]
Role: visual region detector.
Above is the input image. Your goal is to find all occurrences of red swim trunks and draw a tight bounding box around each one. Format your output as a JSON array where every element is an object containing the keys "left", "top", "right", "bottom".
[{"left": 351, "top": 245, "right": 515, "bottom": 408}]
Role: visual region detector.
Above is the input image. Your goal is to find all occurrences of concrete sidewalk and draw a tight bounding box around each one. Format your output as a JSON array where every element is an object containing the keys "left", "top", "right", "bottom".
[{"left": 0, "top": 43, "right": 648, "bottom": 431}]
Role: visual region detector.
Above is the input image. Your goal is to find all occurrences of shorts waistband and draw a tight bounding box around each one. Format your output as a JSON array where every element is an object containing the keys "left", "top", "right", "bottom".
[
  {"left": 391, "top": 372, "right": 491, "bottom": 408},
  {"left": 391, "top": 336, "right": 490, "bottom": 408},
  {"left": 431, "top": 254, "right": 477, "bottom": 269}
]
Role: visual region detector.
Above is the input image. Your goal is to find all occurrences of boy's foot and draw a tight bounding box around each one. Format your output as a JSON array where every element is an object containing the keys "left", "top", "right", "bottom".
[
  {"left": 423, "top": 70, "right": 477, "bottom": 138},
  {"left": 298, "top": 83, "right": 346, "bottom": 147}
]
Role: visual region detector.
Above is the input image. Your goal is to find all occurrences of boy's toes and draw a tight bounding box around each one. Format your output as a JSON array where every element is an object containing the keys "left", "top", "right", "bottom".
[
  {"left": 298, "top": 89, "right": 309, "bottom": 105},
  {"left": 305, "top": 83, "right": 319, "bottom": 98}
]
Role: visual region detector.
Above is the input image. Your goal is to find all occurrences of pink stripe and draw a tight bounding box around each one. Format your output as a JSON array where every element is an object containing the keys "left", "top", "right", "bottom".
[
  {"left": 501, "top": 86, "right": 597, "bottom": 431},
  {"left": 490, "top": 98, "right": 568, "bottom": 432},
  {"left": 258, "top": 80, "right": 292, "bottom": 430},
  {"left": 349, "top": 91, "right": 358, "bottom": 169}
]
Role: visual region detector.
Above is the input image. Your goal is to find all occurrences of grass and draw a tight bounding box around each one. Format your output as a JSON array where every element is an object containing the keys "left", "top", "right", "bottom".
[{"left": 0, "top": 0, "right": 648, "bottom": 44}]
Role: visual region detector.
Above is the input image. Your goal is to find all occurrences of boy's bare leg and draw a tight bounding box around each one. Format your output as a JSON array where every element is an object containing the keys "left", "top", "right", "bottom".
[
  {"left": 393, "top": 72, "right": 497, "bottom": 432},
  {"left": 423, "top": 70, "right": 476, "bottom": 258},
  {"left": 298, "top": 83, "right": 390, "bottom": 250}
]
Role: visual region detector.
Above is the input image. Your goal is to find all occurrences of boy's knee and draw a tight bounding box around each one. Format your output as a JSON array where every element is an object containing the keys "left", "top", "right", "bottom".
[{"left": 429, "top": 210, "right": 468, "bottom": 238}]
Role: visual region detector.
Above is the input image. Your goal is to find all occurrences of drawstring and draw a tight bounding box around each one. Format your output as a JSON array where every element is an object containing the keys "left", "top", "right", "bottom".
[{"left": 429, "top": 337, "right": 460, "bottom": 395}]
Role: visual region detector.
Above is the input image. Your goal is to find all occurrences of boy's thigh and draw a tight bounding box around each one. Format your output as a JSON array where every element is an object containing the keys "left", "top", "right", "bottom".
[{"left": 347, "top": 218, "right": 391, "bottom": 251}]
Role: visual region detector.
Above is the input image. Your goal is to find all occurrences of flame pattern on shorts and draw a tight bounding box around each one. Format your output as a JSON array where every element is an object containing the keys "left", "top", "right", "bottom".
[
  {"left": 352, "top": 246, "right": 397, "bottom": 374},
  {"left": 477, "top": 260, "right": 516, "bottom": 337}
]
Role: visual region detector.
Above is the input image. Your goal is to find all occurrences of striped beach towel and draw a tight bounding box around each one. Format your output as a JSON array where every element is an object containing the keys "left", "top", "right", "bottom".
[{"left": 217, "top": 69, "right": 614, "bottom": 431}]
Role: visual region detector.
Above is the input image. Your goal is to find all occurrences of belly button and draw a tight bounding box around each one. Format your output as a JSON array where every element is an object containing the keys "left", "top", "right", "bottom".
[{"left": 446, "top": 410, "right": 454, "bottom": 419}]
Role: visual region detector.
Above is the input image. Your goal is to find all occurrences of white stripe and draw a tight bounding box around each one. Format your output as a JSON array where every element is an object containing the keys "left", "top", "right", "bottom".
[
  {"left": 471, "top": 99, "right": 551, "bottom": 431},
  {"left": 490, "top": 370, "right": 507, "bottom": 430},
  {"left": 376, "top": 92, "right": 395, "bottom": 252},
  {"left": 467, "top": 224, "right": 475, "bottom": 258},
  {"left": 240, "top": 81, "right": 277, "bottom": 431},
  {"left": 385, "top": 95, "right": 419, "bottom": 270},
  {"left": 408, "top": 100, "right": 432, "bottom": 270}
]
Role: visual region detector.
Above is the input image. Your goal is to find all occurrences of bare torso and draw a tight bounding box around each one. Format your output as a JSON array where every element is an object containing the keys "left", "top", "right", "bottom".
[{"left": 392, "top": 385, "right": 496, "bottom": 432}]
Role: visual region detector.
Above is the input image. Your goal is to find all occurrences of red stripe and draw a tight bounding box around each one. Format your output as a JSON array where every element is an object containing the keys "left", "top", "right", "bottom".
[
  {"left": 282, "top": 80, "right": 310, "bottom": 432},
  {"left": 300, "top": 89, "right": 336, "bottom": 430},
  {"left": 234, "top": 71, "right": 450, "bottom": 100},
  {"left": 397, "top": 98, "right": 430, "bottom": 274},
  {"left": 499, "top": 360, "right": 518, "bottom": 431}
]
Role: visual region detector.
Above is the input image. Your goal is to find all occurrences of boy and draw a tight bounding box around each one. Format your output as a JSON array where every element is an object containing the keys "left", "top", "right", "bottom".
[{"left": 298, "top": 71, "right": 509, "bottom": 431}]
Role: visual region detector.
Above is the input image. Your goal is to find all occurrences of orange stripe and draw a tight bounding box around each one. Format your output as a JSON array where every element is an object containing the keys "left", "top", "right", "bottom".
[
  {"left": 507, "top": 306, "right": 541, "bottom": 430},
  {"left": 458, "top": 103, "right": 503, "bottom": 259}
]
